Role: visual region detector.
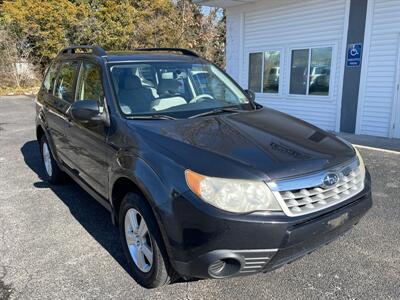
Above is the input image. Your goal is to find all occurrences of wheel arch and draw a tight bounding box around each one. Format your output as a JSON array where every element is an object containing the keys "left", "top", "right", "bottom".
[
  {"left": 109, "top": 169, "right": 168, "bottom": 232},
  {"left": 110, "top": 173, "right": 177, "bottom": 271},
  {"left": 111, "top": 176, "right": 148, "bottom": 225},
  {"left": 36, "top": 124, "right": 61, "bottom": 163},
  {"left": 36, "top": 124, "right": 45, "bottom": 143}
]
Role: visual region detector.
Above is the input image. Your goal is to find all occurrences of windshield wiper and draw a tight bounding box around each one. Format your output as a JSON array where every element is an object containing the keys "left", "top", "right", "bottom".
[
  {"left": 189, "top": 107, "right": 243, "bottom": 119},
  {"left": 126, "top": 114, "right": 178, "bottom": 120}
]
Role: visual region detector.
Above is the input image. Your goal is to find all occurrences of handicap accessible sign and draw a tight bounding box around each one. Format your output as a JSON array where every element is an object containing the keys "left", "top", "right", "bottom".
[{"left": 347, "top": 43, "right": 363, "bottom": 67}]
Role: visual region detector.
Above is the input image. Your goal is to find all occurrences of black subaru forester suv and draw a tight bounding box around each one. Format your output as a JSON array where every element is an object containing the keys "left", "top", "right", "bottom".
[{"left": 36, "top": 45, "right": 372, "bottom": 288}]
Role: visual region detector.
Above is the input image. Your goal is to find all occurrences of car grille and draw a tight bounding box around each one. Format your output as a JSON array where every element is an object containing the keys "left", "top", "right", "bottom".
[{"left": 271, "top": 159, "right": 365, "bottom": 217}]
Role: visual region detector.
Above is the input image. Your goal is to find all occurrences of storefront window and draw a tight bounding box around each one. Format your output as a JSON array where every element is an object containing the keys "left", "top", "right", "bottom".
[
  {"left": 309, "top": 48, "right": 332, "bottom": 96},
  {"left": 248, "top": 53, "right": 263, "bottom": 92},
  {"left": 248, "top": 50, "right": 281, "bottom": 94},
  {"left": 263, "top": 51, "right": 280, "bottom": 93},
  {"left": 290, "top": 49, "right": 309, "bottom": 95},
  {"left": 290, "top": 47, "right": 332, "bottom": 96}
]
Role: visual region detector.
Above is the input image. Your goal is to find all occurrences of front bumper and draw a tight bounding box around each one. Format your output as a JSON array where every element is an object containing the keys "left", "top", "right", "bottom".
[{"left": 156, "top": 171, "right": 372, "bottom": 279}]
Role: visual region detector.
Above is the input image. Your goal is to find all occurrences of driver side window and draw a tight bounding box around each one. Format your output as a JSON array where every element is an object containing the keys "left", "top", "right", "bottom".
[{"left": 75, "top": 61, "right": 104, "bottom": 111}]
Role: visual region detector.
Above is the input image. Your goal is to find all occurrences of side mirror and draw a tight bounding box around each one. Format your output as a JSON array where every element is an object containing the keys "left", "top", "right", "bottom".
[
  {"left": 244, "top": 89, "right": 256, "bottom": 102},
  {"left": 70, "top": 100, "right": 101, "bottom": 122}
]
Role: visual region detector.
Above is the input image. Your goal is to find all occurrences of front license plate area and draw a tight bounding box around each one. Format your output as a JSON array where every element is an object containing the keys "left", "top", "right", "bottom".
[{"left": 328, "top": 212, "right": 349, "bottom": 229}]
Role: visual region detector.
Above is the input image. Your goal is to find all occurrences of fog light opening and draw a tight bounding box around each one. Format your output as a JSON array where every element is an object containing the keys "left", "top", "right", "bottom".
[{"left": 208, "top": 258, "right": 241, "bottom": 278}]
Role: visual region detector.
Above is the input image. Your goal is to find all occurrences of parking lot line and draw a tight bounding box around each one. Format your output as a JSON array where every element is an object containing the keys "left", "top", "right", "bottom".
[{"left": 354, "top": 144, "right": 400, "bottom": 155}]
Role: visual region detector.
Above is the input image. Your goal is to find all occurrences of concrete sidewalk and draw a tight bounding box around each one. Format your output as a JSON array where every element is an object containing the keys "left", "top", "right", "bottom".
[{"left": 338, "top": 132, "right": 400, "bottom": 153}]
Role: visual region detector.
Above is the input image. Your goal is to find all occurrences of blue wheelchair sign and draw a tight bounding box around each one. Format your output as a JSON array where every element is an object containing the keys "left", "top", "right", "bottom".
[{"left": 347, "top": 43, "right": 362, "bottom": 67}]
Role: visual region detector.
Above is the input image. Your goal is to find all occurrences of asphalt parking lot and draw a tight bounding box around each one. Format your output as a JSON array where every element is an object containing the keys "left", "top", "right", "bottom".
[{"left": 0, "top": 95, "right": 399, "bottom": 299}]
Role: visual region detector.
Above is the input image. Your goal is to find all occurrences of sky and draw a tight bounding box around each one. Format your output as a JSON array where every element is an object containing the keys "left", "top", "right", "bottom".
[
  {"left": 201, "top": 6, "right": 212, "bottom": 14},
  {"left": 201, "top": 5, "right": 223, "bottom": 18}
]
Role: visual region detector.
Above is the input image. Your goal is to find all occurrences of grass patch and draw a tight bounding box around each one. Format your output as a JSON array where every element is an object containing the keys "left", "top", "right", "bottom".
[{"left": 0, "top": 86, "right": 39, "bottom": 96}]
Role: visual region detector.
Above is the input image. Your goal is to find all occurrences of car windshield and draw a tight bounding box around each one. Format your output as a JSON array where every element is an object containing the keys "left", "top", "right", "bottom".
[{"left": 109, "top": 61, "right": 251, "bottom": 119}]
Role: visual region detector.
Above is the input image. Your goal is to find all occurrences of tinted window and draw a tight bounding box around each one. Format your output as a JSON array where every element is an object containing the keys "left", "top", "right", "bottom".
[
  {"left": 137, "top": 65, "right": 157, "bottom": 87},
  {"left": 309, "top": 47, "right": 332, "bottom": 96},
  {"left": 289, "top": 47, "right": 332, "bottom": 96},
  {"left": 159, "top": 67, "right": 189, "bottom": 98},
  {"left": 75, "top": 61, "right": 104, "bottom": 108},
  {"left": 192, "top": 72, "right": 211, "bottom": 94},
  {"left": 110, "top": 62, "right": 249, "bottom": 117},
  {"left": 263, "top": 51, "right": 280, "bottom": 94},
  {"left": 248, "top": 53, "right": 263, "bottom": 92},
  {"left": 43, "top": 62, "right": 58, "bottom": 93},
  {"left": 290, "top": 49, "right": 309, "bottom": 95},
  {"left": 248, "top": 51, "right": 281, "bottom": 94},
  {"left": 54, "top": 61, "right": 80, "bottom": 103}
]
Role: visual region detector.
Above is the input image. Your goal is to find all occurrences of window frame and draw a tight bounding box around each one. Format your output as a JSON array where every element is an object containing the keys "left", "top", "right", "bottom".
[
  {"left": 53, "top": 59, "right": 81, "bottom": 104},
  {"left": 247, "top": 48, "right": 283, "bottom": 97},
  {"left": 108, "top": 61, "right": 250, "bottom": 118},
  {"left": 74, "top": 59, "right": 105, "bottom": 108},
  {"left": 287, "top": 44, "right": 336, "bottom": 100},
  {"left": 74, "top": 58, "right": 111, "bottom": 123},
  {"left": 41, "top": 61, "right": 60, "bottom": 95}
]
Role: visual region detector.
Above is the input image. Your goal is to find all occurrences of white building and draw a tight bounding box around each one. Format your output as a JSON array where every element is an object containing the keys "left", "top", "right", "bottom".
[{"left": 195, "top": 0, "right": 400, "bottom": 138}]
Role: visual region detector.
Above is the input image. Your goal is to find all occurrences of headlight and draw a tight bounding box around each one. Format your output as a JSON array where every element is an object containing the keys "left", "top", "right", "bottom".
[
  {"left": 355, "top": 147, "right": 366, "bottom": 180},
  {"left": 337, "top": 135, "right": 366, "bottom": 180},
  {"left": 185, "top": 170, "right": 282, "bottom": 213}
]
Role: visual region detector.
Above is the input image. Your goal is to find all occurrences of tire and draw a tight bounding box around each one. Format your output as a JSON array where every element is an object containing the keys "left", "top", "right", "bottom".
[
  {"left": 119, "top": 192, "right": 176, "bottom": 288},
  {"left": 39, "top": 135, "right": 65, "bottom": 184}
]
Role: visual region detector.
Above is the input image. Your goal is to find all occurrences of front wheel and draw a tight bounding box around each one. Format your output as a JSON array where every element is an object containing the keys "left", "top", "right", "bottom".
[
  {"left": 39, "top": 135, "right": 65, "bottom": 184},
  {"left": 119, "top": 193, "right": 176, "bottom": 288}
]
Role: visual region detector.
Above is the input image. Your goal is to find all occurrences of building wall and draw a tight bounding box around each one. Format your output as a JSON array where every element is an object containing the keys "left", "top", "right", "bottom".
[
  {"left": 225, "top": 11, "right": 242, "bottom": 82},
  {"left": 226, "top": 0, "right": 349, "bottom": 131},
  {"left": 357, "top": 0, "right": 400, "bottom": 138}
]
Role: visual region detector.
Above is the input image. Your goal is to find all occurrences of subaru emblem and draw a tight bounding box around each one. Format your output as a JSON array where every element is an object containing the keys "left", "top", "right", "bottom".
[{"left": 323, "top": 173, "right": 339, "bottom": 187}]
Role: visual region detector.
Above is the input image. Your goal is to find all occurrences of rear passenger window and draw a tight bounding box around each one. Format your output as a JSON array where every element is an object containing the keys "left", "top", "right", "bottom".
[
  {"left": 54, "top": 61, "right": 80, "bottom": 103},
  {"left": 43, "top": 63, "right": 58, "bottom": 93},
  {"left": 75, "top": 62, "right": 104, "bottom": 109}
]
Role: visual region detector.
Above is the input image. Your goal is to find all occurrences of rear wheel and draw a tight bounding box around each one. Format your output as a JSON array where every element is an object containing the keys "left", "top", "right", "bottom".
[
  {"left": 119, "top": 192, "right": 175, "bottom": 288},
  {"left": 39, "top": 135, "right": 65, "bottom": 184}
]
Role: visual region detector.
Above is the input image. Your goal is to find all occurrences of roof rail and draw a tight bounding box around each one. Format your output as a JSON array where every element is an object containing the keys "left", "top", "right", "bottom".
[
  {"left": 58, "top": 45, "right": 107, "bottom": 57},
  {"left": 134, "top": 48, "right": 199, "bottom": 57}
]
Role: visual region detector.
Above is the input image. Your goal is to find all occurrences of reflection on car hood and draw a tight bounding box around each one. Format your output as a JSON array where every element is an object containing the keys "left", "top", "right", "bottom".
[{"left": 128, "top": 107, "right": 355, "bottom": 180}]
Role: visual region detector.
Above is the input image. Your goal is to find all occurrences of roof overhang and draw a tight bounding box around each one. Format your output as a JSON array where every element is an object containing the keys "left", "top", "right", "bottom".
[{"left": 193, "top": 0, "right": 258, "bottom": 8}]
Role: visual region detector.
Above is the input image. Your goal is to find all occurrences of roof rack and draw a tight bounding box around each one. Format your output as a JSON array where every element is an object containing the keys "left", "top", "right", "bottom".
[
  {"left": 134, "top": 48, "right": 199, "bottom": 57},
  {"left": 58, "top": 46, "right": 199, "bottom": 58},
  {"left": 58, "top": 45, "right": 107, "bottom": 57}
]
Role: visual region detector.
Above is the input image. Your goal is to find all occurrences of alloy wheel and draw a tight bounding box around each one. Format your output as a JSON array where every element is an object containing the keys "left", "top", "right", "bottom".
[
  {"left": 124, "top": 208, "right": 154, "bottom": 273},
  {"left": 42, "top": 142, "right": 53, "bottom": 177}
]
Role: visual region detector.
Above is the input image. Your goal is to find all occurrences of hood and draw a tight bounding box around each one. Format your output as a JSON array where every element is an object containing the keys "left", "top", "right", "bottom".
[{"left": 128, "top": 107, "right": 356, "bottom": 181}]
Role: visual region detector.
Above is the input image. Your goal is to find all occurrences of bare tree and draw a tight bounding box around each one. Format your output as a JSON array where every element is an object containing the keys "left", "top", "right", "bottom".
[{"left": 0, "top": 27, "right": 38, "bottom": 89}]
